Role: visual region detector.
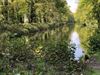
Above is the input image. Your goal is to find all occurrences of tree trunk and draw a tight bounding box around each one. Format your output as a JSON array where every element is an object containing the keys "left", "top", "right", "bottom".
[{"left": 24, "top": 14, "right": 28, "bottom": 23}]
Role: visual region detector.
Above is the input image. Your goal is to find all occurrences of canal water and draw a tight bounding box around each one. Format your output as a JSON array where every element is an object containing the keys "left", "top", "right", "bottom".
[{"left": 70, "top": 31, "right": 84, "bottom": 60}]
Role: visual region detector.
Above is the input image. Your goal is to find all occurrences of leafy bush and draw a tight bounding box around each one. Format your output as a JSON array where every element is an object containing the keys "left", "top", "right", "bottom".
[{"left": 43, "top": 40, "right": 75, "bottom": 65}]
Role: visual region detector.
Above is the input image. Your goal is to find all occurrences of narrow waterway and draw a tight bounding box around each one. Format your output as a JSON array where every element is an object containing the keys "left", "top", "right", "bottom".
[{"left": 70, "top": 32, "right": 84, "bottom": 60}]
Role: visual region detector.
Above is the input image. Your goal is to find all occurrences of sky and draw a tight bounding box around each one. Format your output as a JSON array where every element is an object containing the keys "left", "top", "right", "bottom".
[{"left": 66, "top": 0, "right": 79, "bottom": 13}]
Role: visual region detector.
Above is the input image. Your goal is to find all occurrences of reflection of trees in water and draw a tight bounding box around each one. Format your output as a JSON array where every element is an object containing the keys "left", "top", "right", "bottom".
[{"left": 31, "top": 25, "right": 70, "bottom": 42}]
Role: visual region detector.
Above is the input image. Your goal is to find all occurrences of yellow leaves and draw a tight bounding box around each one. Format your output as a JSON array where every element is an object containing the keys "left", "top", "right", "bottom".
[
  {"left": 34, "top": 45, "right": 43, "bottom": 56},
  {"left": 76, "top": 0, "right": 93, "bottom": 21},
  {"left": 12, "top": 0, "right": 26, "bottom": 4},
  {"left": 10, "top": 0, "right": 28, "bottom": 14},
  {"left": 0, "top": 14, "right": 4, "bottom": 21},
  {"left": 84, "top": 4, "right": 93, "bottom": 12}
]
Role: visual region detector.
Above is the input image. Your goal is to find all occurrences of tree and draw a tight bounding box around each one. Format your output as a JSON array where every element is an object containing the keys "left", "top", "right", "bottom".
[{"left": 75, "top": 0, "right": 100, "bottom": 54}]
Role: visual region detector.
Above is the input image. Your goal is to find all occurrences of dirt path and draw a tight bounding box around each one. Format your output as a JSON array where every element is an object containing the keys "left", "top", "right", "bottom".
[{"left": 89, "top": 56, "right": 100, "bottom": 70}]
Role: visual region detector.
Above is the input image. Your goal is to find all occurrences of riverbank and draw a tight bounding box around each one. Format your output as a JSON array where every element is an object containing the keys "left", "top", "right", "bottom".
[{"left": 84, "top": 52, "right": 100, "bottom": 75}]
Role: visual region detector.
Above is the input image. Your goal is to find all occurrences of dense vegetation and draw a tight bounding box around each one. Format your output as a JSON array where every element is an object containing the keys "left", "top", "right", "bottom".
[
  {"left": 75, "top": 0, "right": 100, "bottom": 74},
  {"left": 0, "top": 0, "right": 100, "bottom": 75},
  {"left": 0, "top": 0, "right": 79, "bottom": 75},
  {"left": 75, "top": 0, "right": 100, "bottom": 53}
]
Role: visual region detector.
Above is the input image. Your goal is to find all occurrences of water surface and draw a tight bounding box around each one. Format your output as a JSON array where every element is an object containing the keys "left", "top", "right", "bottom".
[{"left": 70, "top": 32, "right": 84, "bottom": 60}]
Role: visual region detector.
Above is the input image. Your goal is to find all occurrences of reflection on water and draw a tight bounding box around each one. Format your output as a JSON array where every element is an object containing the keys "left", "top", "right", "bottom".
[
  {"left": 30, "top": 25, "right": 70, "bottom": 42},
  {"left": 70, "top": 32, "right": 84, "bottom": 60}
]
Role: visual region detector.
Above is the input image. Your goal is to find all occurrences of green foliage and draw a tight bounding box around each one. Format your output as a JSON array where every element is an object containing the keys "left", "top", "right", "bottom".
[
  {"left": 89, "top": 29, "right": 100, "bottom": 52},
  {"left": 75, "top": 0, "right": 100, "bottom": 53},
  {"left": 43, "top": 40, "right": 75, "bottom": 65},
  {"left": 55, "top": 0, "right": 69, "bottom": 14},
  {"left": 75, "top": 0, "right": 100, "bottom": 74},
  {"left": 0, "top": 0, "right": 77, "bottom": 74},
  {"left": 0, "top": 0, "right": 71, "bottom": 23}
]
